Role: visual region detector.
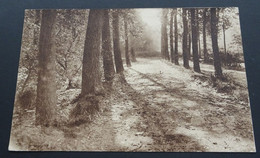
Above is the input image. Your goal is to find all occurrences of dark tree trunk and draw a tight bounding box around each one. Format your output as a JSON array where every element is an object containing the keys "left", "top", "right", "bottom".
[
  {"left": 203, "top": 8, "right": 209, "bottom": 63},
  {"left": 191, "top": 8, "right": 201, "bottom": 73},
  {"left": 196, "top": 9, "right": 201, "bottom": 59},
  {"left": 81, "top": 10, "right": 103, "bottom": 95},
  {"left": 170, "top": 10, "right": 174, "bottom": 63},
  {"left": 174, "top": 9, "right": 179, "bottom": 65},
  {"left": 130, "top": 47, "right": 137, "bottom": 62},
  {"left": 182, "top": 9, "right": 189, "bottom": 68},
  {"left": 124, "top": 17, "right": 131, "bottom": 67},
  {"left": 210, "top": 8, "right": 223, "bottom": 78},
  {"left": 223, "top": 22, "right": 227, "bottom": 66},
  {"left": 112, "top": 10, "right": 124, "bottom": 73},
  {"left": 161, "top": 9, "right": 169, "bottom": 60},
  {"left": 36, "top": 10, "right": 57, "bottom": 126},
  {"left": 188, "top": 32, "right": 192, "bottom": 59},
  {"left": 102, "top": 9, "right": 115, "bottom": 81}
]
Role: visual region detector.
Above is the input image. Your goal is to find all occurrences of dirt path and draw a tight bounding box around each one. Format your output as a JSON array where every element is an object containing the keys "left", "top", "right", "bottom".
[
  {"left": 109, "top": 57, "right": 255, "bottom": 152},
  {"left": 9, "top": 58, "right": 255, "bottom": 152}
]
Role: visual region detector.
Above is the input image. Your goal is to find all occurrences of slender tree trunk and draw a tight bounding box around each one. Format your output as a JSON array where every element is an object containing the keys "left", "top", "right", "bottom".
[
  {"left": 165, "top": 17, "right": 169, "bottom": 61},
  {"left": 112, "top": 10, "right": 124, "bottom": 73},
  {"left": 223, "top": 23, "right": 227, "bottom": 66},
  {"left": 36, "top": 10, "right": 57, "bottom": 126},
  {"left": 170, "top": 10, "right": 174, "bottom": 63},
  {"left": 182, "top": 9, "right": 189, "bottom": 68},
  {"left": 81, "top": 10, "right": 103, "bottom": 95},
  {"left": 188, "top": 32, "right": 192, "bottom": 59},
  {"left": 198, "top": 35, "right": 201, "bottom": 58},
  {"left": 102, "top": 9, "right": 115, "bottom": 81},
  {"left": 161, "top": 9, "right": 169, "bottom": 60},
  {"left": 124, "top": 17, "right": 131, "bottom": 67},
  {"left": 210, "top": 8, "right": 223, "bottom": 78},
  {"left": 196, "top": 9, "right": 201, "bottom": 59},
  {"left": 130, "top": 47, "right": 137, "bottom": 62},
  {"left": 174, "top": 9, "right": 179, "bottom": 65},
  {"left": 203, "top": 8, "right": 209, "bottom": 63},
  {"left": 191, "top": 8, "right": 201, "bottom": 73}
]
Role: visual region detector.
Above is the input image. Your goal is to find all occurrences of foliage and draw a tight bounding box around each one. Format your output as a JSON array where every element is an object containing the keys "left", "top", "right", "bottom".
[{"left": 55, "top": 10, "right": 88, "bottom": 90}]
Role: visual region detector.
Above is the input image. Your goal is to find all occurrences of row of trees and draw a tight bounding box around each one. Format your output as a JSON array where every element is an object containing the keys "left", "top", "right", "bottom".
[
  {"left": 33, "top": 9, "right": 141, "bottom": 126},
  {"left": 161, "top": 8, "right": 239, "bottom": 78}
]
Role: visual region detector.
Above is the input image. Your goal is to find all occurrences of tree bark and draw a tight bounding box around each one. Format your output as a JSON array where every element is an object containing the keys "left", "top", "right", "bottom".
[
  {"left": 170, "top": 10, "right": 174, "bottom": 63},
  {"left": 182, "top": 9, "right": 189, "bottom": 68},
  {"left": 130, "top": 47, "right": 137, "bottom": 62},
  {"left": 223, "top": 22, "right": 227, "bottom": 66},
  {"left": 161, "top": 9, "right": 169, "bottom": 60},
  {"left": 112, "top": 10, "right": 124, "bottom": 73},
  {"left": 36, "top": 10, "right": 57, "bottom": 126},
  {"left": 188, "top": 32, "right": 191, "bottom": 59},
  {"left": 210, "top": 8, "right": 223, "bottom": 78},
  {"left": 174, "top": 9, "right": 179, "bottom": 65},
  {"left": 81, "top": 10, "right": 103, "bottom": 95},
  {"left": 191, "top": 8, "right": 201, "bottom": 73},
  {"left": 203, "top": 8, "right": 209, "bottom": 63},
  {"left": 124, "top": 17, "right": 131, "bottom": 67},
  {"left": 102, "top": 9, "right": 115, "bottom": 81},
  {"left": 196, "top": 9, "right": 201, "bottom": 59}
]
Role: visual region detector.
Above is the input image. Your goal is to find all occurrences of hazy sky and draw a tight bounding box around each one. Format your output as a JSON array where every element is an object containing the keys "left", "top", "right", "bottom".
[{"left": 137, "top": 9, "right": 162, "bottom": 51}]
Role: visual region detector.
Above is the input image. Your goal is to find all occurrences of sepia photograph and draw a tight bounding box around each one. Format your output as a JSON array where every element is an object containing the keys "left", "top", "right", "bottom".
[{"left": 8, "top": 7, "right": 256, "bottom": 152}]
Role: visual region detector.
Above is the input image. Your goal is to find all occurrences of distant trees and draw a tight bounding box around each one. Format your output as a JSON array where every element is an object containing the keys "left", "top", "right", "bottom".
[
  {"left": 161, "top": 9, "right": 170, "bottom": 60},
  {"left": 123, "top": 14, "right": 131, "bottom": 67},
  {"left": 165, "top": 7, "right": 237, "bottom": 77},
  {"left": 169, "top": 9, "right": 179, "bottom": 65},
  {"left": 174, "top": 9, "right": 179, "bottom": 65},
  {"left": 35, "top": 10, "right": 57, "bottom": 126},
  {"left": 170, "top": 10, "right": 174, "bottom": 63},
  {"left": 202, "top": 8, "right": 209, "bottom": 63}
]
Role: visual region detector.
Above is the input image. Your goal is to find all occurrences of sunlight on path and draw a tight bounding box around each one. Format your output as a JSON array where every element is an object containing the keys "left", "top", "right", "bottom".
[{"left": 124, "top": 57, "right": 256, "bottom": 152}]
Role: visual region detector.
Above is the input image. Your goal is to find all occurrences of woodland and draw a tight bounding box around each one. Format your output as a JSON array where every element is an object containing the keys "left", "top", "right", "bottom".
[{"left": 9, "top": 8, "right": 255, "bottom": 152}]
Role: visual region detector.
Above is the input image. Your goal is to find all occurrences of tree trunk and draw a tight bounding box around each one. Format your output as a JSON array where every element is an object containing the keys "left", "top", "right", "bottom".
[
  {"left": 81, "top": 10, "right": 103, "bottom": 95},
  {"left": 102, "top": 9, "right": 115, "bottom": 81},
  {"left": 191, "top": 8, "right": 201, "bottom": 73},
  {"left": 210, "top": 8, "right": 223, "bottom": 78},
  {"left": 174, "top": 9, "right": 179, "bottom": 65},
  {"left": 196, "top": 9, "right": 201, "bottom": 59},
  {"left": 124, "top": 17, "right": 131, "bottom": 67},
  {"left": 130, "top": 47, "right": 137, "bottom": 62},
  {"left": 203, "top": 8, "right": 209, "bottom": 63},
  {"left": 170, "top": 10, "right": 174, "bottom": 63},
  {"left": 36, "top": 10, "right": 57, "bottom": 126},
  {"left": 223, "top": 22, "right": 227, "bottom": 66},
  {"left": 182, "top": 9, "right": 189, "bottom": 68},
  {"left": 188, "top": 32, "right": 191, "bottom": 59},
  {"left": 161, "top": 9, "right": 169, "bottom": 60},
  {"left": 112, "top": 10, "right": 124, "bottom": 73}
]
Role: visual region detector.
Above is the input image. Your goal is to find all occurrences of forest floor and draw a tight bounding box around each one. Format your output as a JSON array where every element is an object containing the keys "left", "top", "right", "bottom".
[{"left": 9, "top": 57, "right": 256, "bottom": 152}]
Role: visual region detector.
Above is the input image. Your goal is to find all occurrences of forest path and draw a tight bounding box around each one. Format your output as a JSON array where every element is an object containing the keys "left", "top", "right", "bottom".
[{"left": 113, "top": 57, "right": 255, "bottom": 152}]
